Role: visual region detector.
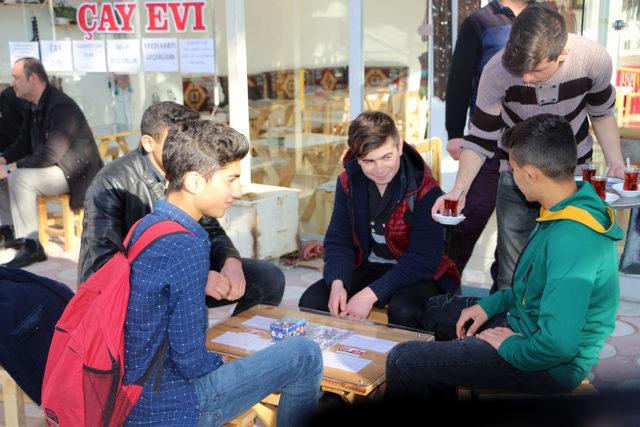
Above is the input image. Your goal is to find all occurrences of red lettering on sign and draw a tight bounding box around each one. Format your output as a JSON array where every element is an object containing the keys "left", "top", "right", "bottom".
[
  {"left": 97, "top": 3, "right": 119, "bottom": 32},
  {"left": 77, "top": 3, "right": 98, "bottom": 39},
  {"left": 113, "top": 3, "right": 137, "bottom": 32},
  {"left": 77, "top": 1, "right": 208, "bottom": 36},
  {"left": 145, "top": 2, "right": 170, "bottom": 32},
  {"left": 190, "top": 1, "right": 206, "bottom": 31}
]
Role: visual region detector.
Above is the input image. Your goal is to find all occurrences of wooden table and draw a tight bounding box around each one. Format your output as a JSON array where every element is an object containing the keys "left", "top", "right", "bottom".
[
  {"left": 93, "top": 125, "right": 134, "bottom": 161},
  {"left": 206, "top": 305, "right": 431, "bottom": 425}
]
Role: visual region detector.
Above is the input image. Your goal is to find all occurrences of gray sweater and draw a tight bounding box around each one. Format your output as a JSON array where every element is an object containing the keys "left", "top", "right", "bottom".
[{"left": 460, "top": 33, "right": 615, "bottom": 173}]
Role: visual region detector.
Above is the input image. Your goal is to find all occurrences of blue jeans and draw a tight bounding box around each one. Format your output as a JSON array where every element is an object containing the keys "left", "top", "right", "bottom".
[
  {"left": 206, "top": 258, "right": 285, "bottom": 314},
  {"left": 494, "top": 172, "right": 540, "bottom": 292},
  {"left": 386, "top": 294, "right": 570, "bottom": 400},
  {"left": 193, "top": 336, "right": 322, "bottom": 427}
]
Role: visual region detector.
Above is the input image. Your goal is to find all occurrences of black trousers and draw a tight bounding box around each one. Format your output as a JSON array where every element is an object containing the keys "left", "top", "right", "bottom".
[{"left": 298, "top": 262, "right": 442, "bottom": 329}]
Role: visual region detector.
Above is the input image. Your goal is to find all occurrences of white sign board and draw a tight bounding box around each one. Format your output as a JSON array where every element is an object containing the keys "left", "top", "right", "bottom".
[
  {"left": 107, "top": 39, "right": 141, "bottom": 73},
  {"left": 40, "top": 40, "right": 74, "bottom": 72},
  {"left": 72, "top": 40, "right": 107, "bottom": 72},
  {"left": 9, "top": 42, "right": 40, "bottom": 66},
  {"left": 142, "top": 38, "right": 178, "bottom": 72},
  {"left": 179, "top": 38, "right": 214, "bottom": 74}
]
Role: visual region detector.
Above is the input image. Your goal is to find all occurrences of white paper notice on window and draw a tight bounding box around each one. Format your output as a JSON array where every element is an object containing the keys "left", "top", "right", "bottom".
[
  {"left": 340, "top": 334, "right": 397, "bottom": 354},
  {"left": 107, "top": 39, "right": 141, "bottom": 73},
  {"left": 41, "top": 40, "right": 73, "bottom": 72},
  {"left": 179, "top": 38, "right": 214, "bottom": 74},
  {"left": 210, "top": 331, "right": 273, "bottom": 352},
  {"left": 322, "top": 351, "right": 371, "bottom": 373},
  {"left": 73, "top": 40, "right": 107, "bottom": 72},
  {"left": 142, "top": 38, "right": 178, "bottom": 72},
  {"left": 242, "top": 315, "right": 277, "bottom": 330},
  {"left": 9, "top": 42, "right": 40, "bottom": 66}
]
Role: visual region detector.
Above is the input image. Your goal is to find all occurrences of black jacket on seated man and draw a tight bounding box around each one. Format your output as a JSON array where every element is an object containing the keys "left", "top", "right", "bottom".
[
  {"left": 78, "top": 146, "right": 241, "bottom": 284},
  {"left": 0, "top": 86, "right": 28, "bottom": 152},
  {"left": 1, "top": 84, "right": 103, "bottom": 210}
]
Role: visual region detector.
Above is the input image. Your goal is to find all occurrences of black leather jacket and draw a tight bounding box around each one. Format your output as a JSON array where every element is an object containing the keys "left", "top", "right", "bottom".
[{"left": 77, "top": 147, "right": 240, "bottom": 284}]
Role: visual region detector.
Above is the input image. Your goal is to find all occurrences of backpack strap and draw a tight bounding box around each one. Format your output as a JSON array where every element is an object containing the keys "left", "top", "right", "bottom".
[{"left": 125, "top": 220, "right": 191, "bottom": 264}]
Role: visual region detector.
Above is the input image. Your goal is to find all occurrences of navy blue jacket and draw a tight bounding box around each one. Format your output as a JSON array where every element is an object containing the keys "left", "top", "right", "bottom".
[
  {"left": 445, "top": 0, "right": 521, "bottom": 139},
  {"left": 323, "top": 143, "right": 458, "bottom": 306},
  {"left": 0, "top": 267, "right": 73, "bottom": 404}
]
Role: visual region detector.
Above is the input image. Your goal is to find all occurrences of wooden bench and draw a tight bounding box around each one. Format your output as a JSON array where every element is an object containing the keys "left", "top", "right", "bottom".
[{"left": 457, "top": 378, "right": 597, "bottom": 401}]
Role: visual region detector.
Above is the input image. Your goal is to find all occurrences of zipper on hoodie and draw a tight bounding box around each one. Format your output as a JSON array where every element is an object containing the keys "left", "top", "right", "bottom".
[{"left": 510, "top": 223, "right": 540, "bottom": 307}]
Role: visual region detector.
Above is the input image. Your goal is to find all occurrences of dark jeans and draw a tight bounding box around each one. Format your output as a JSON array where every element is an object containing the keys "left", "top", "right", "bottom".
[
  {"left": 386, "top": 294, "right": 570, "bottom": 401},
  {"left": 446, "top": 156, "right": 500, "bottom": 283},
  {"left": 494, "top": 172, "right": 540, "bottom": 292},
  {"left": 298, "top": 262, "right": 442, "bottom": 329},
  {"left": 206, "top": 258, "right": 285, "bottom": 315}
]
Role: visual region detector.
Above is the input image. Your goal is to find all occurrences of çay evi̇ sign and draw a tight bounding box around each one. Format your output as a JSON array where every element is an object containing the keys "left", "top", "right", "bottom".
[{"left": 77, "top": 1, "right": 207, "bottom": 40}]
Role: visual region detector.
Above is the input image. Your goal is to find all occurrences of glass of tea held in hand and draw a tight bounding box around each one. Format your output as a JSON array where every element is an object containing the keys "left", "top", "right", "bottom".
[
  {"left": 624, "top": 168, "right": 639, "bottom": 191},
  {"left": 443, "top": 199, "right": 458, "bottom": 217},
  {"left": 591, "top": 176, "right": 607, "bottom": 199},
  {"left": 582, "top": 165, "right": 597, "bottom": 183}
]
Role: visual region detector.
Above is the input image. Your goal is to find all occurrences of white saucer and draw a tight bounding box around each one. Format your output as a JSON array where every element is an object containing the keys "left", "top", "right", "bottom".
[
  {"left": 605, "top": 192, "right": 620, "bottom": 204},
  {"left": 607, "top": 177, "right": 624, "bottom": 186},
  {"left": 435, "top": 213, "right": 465, "bottom": 226},
  {"left": 612, "top": 182, "right": 640, "bottom": 198}
]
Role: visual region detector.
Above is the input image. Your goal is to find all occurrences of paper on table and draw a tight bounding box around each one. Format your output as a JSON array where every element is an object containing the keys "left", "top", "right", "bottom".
[
  {"left": 242, "top": 315, "right": 277, "bottom": 330},
  {"left": 322, "top": 351, "right": 372, "bottom": 373},
  {"left": 340, "top": 334, "right": 397, "bottom": 353},
  {"left": 211, "top": 331, "right": 273, "bottom": 351}
]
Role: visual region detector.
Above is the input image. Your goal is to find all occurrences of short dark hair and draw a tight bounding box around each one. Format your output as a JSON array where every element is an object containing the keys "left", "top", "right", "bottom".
[
  {"left": 347, "top": 111, "right": 400, "bottom": 159},
  {"left": 502, "top": 5, "right": 567, "bottom": 75},
  {"left": 503, "top": 114, "right": 576, "bottom": 180},
  {"left": 141, "top": 101, "right": 200, "bottom": 141},
  {"left": 163, "top": 120, "right": 249, "bottom": 192},
  {"left": 18, "top": 57, "right": 49, "bottom": 84}
]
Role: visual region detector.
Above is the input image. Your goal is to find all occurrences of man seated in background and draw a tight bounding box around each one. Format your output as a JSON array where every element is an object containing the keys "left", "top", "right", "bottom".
[
  {"left": 0, "top": 58, "right": 102, "bottom": 267},
  {"left": 387, "top": 114, "right": 622, "bottom": 400},
  {"left": 299, "top": 111, "right": 459, "bottom": 329},
  {"left": 78, "top": 101, "right": 284, "bottom": 313}
]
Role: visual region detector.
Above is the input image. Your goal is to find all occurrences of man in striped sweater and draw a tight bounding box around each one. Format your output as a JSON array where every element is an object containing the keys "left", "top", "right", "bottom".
[{"left": 433, "top": 4, "right": 625, "bottom": 292}]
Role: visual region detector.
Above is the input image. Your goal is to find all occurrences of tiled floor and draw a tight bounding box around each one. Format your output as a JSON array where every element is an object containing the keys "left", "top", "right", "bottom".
[{"left": 3, "top": 217, "right": 640, "bottom": 424}]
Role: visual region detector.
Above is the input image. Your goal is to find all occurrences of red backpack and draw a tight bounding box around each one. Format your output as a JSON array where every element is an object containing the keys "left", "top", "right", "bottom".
[{"left": 41, "top": 220, "right": 189, "bottom": 427}]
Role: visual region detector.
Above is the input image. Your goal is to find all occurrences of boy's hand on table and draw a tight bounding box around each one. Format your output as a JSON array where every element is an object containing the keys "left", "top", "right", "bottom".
[
  {"left": 341, "top": 287, "right": 378, "bottom": 321},
  {"left": 328, "top": 280, "right": 347, "bottom": 317}
]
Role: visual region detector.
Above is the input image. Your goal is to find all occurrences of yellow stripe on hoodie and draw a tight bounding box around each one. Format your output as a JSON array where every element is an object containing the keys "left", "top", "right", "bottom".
[{"left": 536, "top": 205, "right": 615, "bottom": 234}]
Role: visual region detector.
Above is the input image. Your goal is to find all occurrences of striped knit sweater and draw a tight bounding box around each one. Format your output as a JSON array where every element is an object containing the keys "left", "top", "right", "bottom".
[{"left": 460, "top": 33, "right": 615, "bottom": 172}]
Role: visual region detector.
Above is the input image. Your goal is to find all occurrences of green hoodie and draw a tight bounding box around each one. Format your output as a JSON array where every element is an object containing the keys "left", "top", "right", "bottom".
[{"left": 478, "top": 181, "right": 623, "bottom": 389}]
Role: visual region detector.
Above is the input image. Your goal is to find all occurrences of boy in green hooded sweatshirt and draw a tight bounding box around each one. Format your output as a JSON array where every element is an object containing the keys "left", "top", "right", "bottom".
[{"left": 386, "top": 114, "right": 622, "bottom": 399}]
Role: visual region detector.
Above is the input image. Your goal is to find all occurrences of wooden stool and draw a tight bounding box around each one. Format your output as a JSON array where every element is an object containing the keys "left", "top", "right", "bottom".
[
  {"left": 0, "top": 368, "right": 34, "bottom": 427},
  {"left": 37, "top": 194, "right": 84, "bottom": 252},
  {"left": 224, "top": 407, "right": 257, "bottom": 427}
]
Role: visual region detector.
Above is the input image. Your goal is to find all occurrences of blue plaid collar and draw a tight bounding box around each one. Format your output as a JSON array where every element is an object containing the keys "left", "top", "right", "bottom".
[{"left": 154, "top": 200, "right": 209, "bottom": 242}]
